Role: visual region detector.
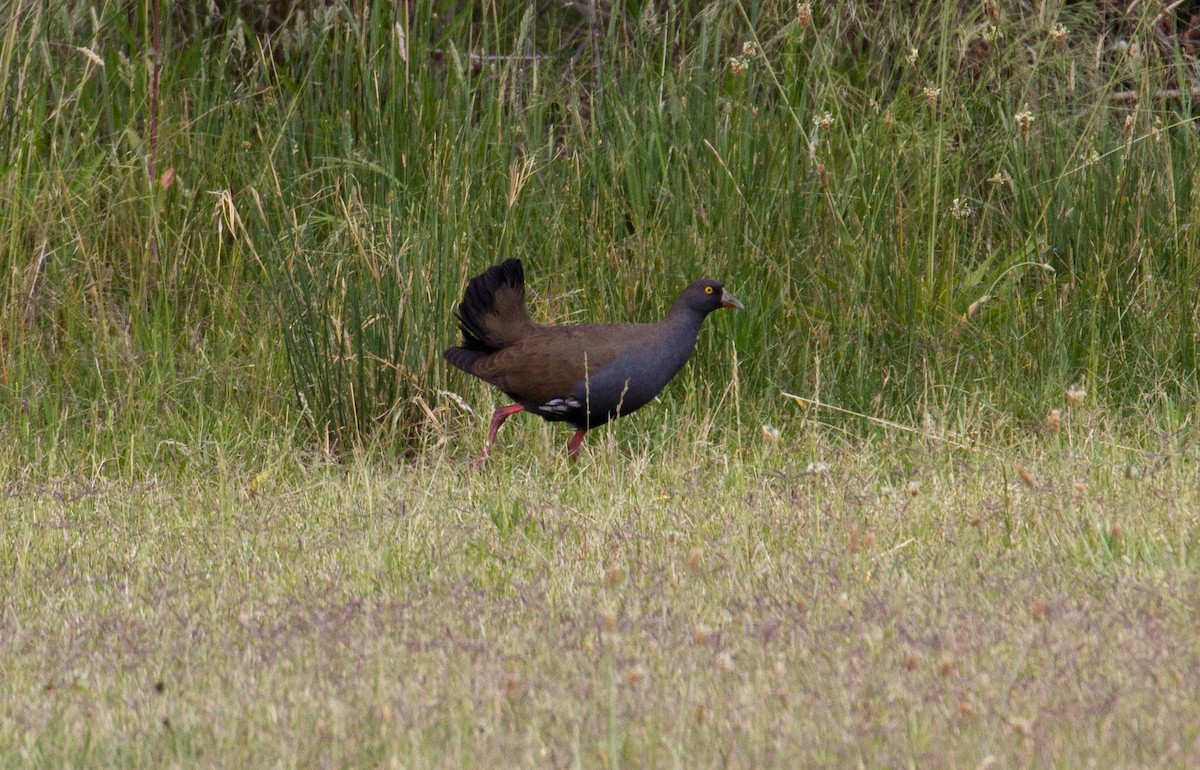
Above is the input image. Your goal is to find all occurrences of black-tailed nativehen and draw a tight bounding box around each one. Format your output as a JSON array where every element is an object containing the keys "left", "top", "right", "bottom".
[{"left": 444, "top": 259, "right": 743, "bottom": 464}]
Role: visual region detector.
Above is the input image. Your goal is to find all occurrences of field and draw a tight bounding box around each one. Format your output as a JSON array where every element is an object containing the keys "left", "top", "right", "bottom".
[
  {"left": 4, "top": 0, "right": 1200, "bottom": 766},
  {"left": 6, "top": 429, "right": 1200, "bottom": 766}
]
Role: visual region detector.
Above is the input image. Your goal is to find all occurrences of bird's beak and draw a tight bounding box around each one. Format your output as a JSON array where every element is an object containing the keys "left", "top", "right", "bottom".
[{"left": 720, "top": 288, "right": 745, "bottom": 310}]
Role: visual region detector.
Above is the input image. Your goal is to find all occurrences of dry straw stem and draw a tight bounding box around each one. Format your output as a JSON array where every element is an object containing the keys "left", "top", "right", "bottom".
[
  {"left": 781, "top": 391, "right": 973, "bottom": 450},
  {"left": 1111, "top": 86, "right": 1200, "bottom": 102},
  {"left": 782, "top": 390, "right": 1161, "bottom": 463}
]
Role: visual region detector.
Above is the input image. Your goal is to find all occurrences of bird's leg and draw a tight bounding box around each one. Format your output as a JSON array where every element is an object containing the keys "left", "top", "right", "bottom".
[
  {"left": 566, "top": 429, "right": 588, "bottom": 461},
  {"left": 470, "top": 404, "right": 524, "bottom": 467}
]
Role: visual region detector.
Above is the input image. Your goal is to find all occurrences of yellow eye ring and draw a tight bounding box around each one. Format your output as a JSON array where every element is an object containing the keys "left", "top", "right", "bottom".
[{"left": 705, "top": 286, "right": 714, "bottom": 295}]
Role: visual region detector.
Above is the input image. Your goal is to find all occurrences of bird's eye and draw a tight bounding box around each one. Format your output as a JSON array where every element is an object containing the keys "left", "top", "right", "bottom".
[{"left": 704, "top": 286, "right": 714, "bottom": 295}]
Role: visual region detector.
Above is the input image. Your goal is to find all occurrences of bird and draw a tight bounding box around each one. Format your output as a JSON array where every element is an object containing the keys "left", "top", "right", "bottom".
[{"left": 443, "top": 259, "right": 744, "bottom": 464}]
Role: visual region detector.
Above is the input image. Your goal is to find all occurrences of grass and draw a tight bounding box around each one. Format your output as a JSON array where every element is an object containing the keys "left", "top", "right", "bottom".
[
  {"left": 6, "top": 0, "right": 1200, "bottom": 456},
  {"left": 5, "top": 0, "right": 1200, "bottom": 764},
  {"left": 4, "top": 420, "right": 1199, "bottom": 766}
]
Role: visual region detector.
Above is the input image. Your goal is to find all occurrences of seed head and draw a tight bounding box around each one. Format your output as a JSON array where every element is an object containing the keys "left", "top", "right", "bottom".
[
  {"left": 605, "top": 565, "right": 623, "bottom": 586},
  {"left": 950, "top": 197, "right": 972, "bottom": 219},
  {"left": 906, "top": 47, "right": 919, "bottom": 66},
  {"left": 967, "top": 295, "right": 991, "bottom": 317},
  {"left": 923, "top": 85, "right": 941, "bottom": 108},
  {"left": 1046, "top": 409, "right": 1061, "bottom": 433},
  {"left": 1050, "top": 23, "right": 1068, "bottom": 45},
  {"left": 1066, "top": 384, "right": 1086, "bottom": 404},
  {"left": 742, "top": 41, "right": 758, "bottom": 58},
  {"left": 1016, "top": 464, "right": 1036, "bottom": 488},
  {"left": 686, "top": 547, "right": 703, "bottom": 571},
  {"left": 813, "top": 111, "right": 835, "bottom": 131},
  {"left": 797, "top": 2, "right": 812, "bottom": 28},
  {"left": 729, "top": 57, "right": 748, "bottom": 76},
  {"left": 1014, "top": 108, "right": 1035, "bottom": 139}
]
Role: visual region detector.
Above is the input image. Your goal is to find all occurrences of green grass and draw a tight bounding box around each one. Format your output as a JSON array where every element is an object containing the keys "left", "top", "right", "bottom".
[
  {"left": 5, "top": 0, "right": 1200, "bottom": 457},
  {"left": 4, "top": 0, "right": 1200, "bottom": 765}
]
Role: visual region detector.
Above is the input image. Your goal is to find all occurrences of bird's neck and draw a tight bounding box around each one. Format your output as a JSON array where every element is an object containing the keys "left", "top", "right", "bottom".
[
  {"left": 665, "top": 300, "right": 707, "bottom": 329},
  {"left": 663, "top": 303, "right": 707, "bottom": 345}
]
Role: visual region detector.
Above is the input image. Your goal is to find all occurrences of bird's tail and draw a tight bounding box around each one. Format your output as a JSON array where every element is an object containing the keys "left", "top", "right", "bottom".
[{"left": 443, "top": 259, "right": 536, "bottom": 372}]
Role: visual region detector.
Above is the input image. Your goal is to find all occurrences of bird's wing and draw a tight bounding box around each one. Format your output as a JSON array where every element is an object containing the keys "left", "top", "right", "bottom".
[{"left": 469, "top": 324, "right": 652, "bottom": 405}]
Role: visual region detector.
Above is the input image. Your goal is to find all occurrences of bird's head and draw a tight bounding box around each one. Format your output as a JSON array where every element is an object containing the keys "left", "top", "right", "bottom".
[{"left": 679, "top": 278, "right": 745, "bottom": 314}]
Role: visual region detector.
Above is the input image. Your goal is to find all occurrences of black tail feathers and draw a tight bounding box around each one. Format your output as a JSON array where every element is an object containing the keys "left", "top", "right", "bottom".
[
  {"left": 444, "top": 259, "right": 534, "bottom": 371},
  {"left": 457, "top": 258, "right": 524, "bottom": 347}
]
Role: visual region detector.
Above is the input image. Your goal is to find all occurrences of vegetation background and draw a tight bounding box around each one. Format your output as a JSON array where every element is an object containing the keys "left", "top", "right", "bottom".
[
  {"left": 6, "top": 0, "right": 1200, "bottom": 463},
  {"left": 3, "top": 0, "right": 1200, "bottom": 766}
]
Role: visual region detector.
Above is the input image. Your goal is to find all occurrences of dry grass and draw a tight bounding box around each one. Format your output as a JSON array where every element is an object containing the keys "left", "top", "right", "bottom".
[{"left": 3, "top": 420, "right": 1198, "bottom": 767}]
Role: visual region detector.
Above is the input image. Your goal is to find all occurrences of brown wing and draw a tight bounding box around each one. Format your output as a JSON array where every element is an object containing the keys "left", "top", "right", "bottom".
[{"left": 469, "top": 324, "right": 654, "bottom": 405}]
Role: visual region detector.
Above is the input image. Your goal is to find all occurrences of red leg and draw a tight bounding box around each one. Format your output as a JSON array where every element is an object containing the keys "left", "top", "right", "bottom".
[
  {"left": 470, "top": 404, "right": 524, "bottom": 468},
  {"left": 566, "top": 429, "right": 588, "bottom": 461}
]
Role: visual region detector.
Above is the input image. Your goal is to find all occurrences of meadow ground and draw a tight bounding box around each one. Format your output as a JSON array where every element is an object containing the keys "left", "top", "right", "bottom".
[{"left": 4, "top": 414, "right": 1199, "bottom": 767}]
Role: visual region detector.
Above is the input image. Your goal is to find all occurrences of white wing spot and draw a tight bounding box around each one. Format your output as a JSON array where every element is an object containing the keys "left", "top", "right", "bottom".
[{"left": 542, "top": 397, "right": 582, "bottom": 414}]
